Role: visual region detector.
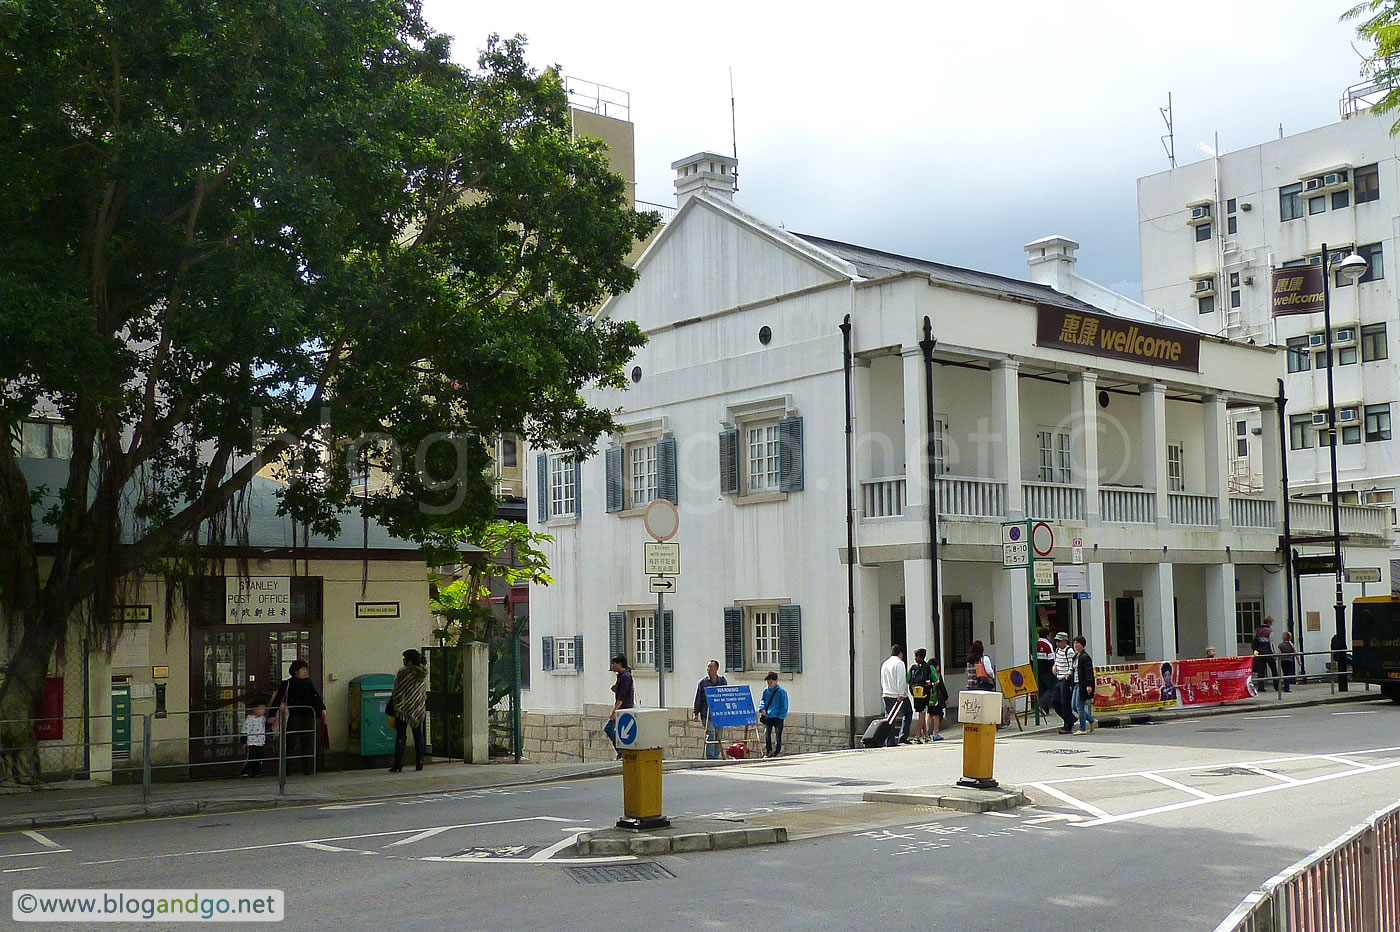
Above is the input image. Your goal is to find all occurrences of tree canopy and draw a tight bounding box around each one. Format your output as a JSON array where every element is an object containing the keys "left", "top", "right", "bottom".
[
  {"left": 1346, "top": 1, "right": 1400, "bottom": 131},
  {"left": 0, "top": 0, "right": 652, "bottom": 723}
]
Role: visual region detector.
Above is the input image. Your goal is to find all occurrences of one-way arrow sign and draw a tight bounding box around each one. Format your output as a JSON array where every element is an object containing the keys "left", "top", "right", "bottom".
[{"left": 649, "top": 576, "right": 677, "bottom": 594}]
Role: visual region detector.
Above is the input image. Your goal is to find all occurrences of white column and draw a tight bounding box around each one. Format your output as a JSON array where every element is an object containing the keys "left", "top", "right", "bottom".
[
  {"left": 902, "top": 349, "right": 928, "bottom": 520},
  {"left": 993, "top": 567, "right": 1032, "bottom": 673},
  {"left": 852, "top": 357, "right": 873, "bottom": 508},
  {"left": 1140, "top": 382, "right": 1169, "bottom": 529},
  {"left": 992, "top": 359, "right": 1024, "bottom": 520},
  {"left": 1258, "top": 402, "right": 1281, "bottom": 508},
  {"left": 904, "top": 559, "right": 935, "bottom": 665},
  {"left": 1263, "top": 562, "right": 1289, "bottom": 635},
  {"left": 854, "top": 564, "right": 884, "bottom": 719},
  {"left": 1071, "top": 373, "right": 1101, "bottom": 525},
  {"left": 1203, "top": 394, "right": 1231, "bottom": 529},
  {"left": 1084, "top": 561, "right": 1107, "bottom": 662},
  {"left": 1142, "top": 562, "right": 1177, "bottom": 660},
  {"left": 1205, "top": 562, "right": 1237, "bottom": 658}
]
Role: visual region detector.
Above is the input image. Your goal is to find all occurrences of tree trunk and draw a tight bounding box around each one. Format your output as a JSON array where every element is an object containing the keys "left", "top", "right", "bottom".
[{"left": 0, "top": 622, "right": 63, "bottom": 784}]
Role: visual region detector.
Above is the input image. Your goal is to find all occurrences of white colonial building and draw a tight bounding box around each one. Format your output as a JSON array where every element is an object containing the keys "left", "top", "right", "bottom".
[
  {"left": 524, "top": 152, "right": 1392, "bottom": 760},
  {"left": 1138, "top": 108, "right": 1400, "bottom": 603}
]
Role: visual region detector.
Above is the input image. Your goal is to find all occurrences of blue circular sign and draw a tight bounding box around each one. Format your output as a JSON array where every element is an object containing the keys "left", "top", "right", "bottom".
[{"left": 617, "top": 712, "right": 637, "bottom": 745}]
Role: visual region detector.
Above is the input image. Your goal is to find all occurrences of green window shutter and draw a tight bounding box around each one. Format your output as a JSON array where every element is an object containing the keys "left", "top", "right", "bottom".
[
  {"left": 536, "top": 453, "right": 549, "bottom": 523},
  {"left": 778, "top": 416, "right": 804, "bottom": 492},
  {"left": 778, "top": 604, "right": 803, "bottom": 673},
  {"left": 723, "top": 606, "right": 745, "bottom": 672},
  {"left": 662, "top": 610, "right": 674, "bottom": 672},
  {"left": 609, "top": 611, "right": 626, "bottom": 660},
  {"left": 605, "top": 447, "right": 624, "bottom": 512},
  {"left": 718, "top": 428, "right": 739, "bottom": 495},
  {"left": 541, "top": 636, "right": 555, "bottom": 671},
  {"left": 573, "top": 635, "right": 584, "bottom": 671},
  {"left": 657, "top": 437, "right": 678, "bottom": 504},
  {"left": 572, "top": 460, "right": 582, "bottom": 517}
]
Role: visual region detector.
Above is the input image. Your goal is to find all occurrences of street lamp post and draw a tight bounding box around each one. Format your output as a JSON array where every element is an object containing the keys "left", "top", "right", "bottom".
[{"left": 1318, "top": 243, "right": 1368, "bottom": 688}]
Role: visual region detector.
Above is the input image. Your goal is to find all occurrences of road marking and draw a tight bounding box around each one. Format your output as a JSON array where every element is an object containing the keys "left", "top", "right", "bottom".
[
  {"left": 22, "top": 830, "right": 64, "bottom": 851},
  {"left": 0, "top": 849, "right": 69, "bottom": 860},
  {"left": 300, "top": 842, "right": 373, "bottom": 854},
  {"left": 1025, "top": 782, "right": 1111, "bottom": 821},
  {"left": 529, "top": 833, "right": 584, "bottom": 861},
  {"left": 384, "top": 826, "right": 456, "bottom": 847},
  {"left": 1333, "top": 710, "right": 1378, "bottom": 716},
  {"left": 984, "top": 811, "right": 1019, "bottom": 819},
  {"left": 1318, "top": 754, "right": 1367, "bottom": 768},
  {"left": 1141, "top": 772, "right": 1216, "bottom": 801},
  {"left": 2, "top": 866, "right": 46, "bottom": 873},
  {"left": 320, "top": 802, "right": 387, "bottom": 810},
  {"left": 1242, "top": 715, "right": 1292, "bottom": 720},
  {"left": 81, "top": 817, "right": 572, "bottom": 865},
  {"left": 1074, "top": 757, "right": 1400, "bottom": 827},
  {"left": 1023, "top": 814, "right": 1083, "bottom": 826},
  {"left": 1032, "top": 745, "right": 1400, "bottom": 787},
  {"left": 1242, "top": 765, "right": 1302, "bottom": 785}
]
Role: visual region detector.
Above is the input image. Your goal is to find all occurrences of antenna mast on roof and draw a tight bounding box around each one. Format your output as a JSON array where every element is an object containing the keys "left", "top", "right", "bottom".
[
  {"left": 1160, "top": 92, "right": 1176, "bottom": 168},
  {"left": 730, "top": 67, "right": 739, "bottom": 193}
]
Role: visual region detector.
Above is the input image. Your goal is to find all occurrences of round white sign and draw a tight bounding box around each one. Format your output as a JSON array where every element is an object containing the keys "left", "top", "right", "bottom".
[
  {"left": 643, "top": 499, "right": 680, "bottom": 541},
  {"left": 1031, "top": 521, "right": 1055, "bottom": 557}
]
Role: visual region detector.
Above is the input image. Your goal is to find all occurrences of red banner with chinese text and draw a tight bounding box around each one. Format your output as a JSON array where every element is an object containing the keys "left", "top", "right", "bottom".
[
  {"left": 1091, "top": 662, "right": 1178, "bottom": 715},
  {"left": 1174, "top": 656, "right": 1257, "bottom": 706}
]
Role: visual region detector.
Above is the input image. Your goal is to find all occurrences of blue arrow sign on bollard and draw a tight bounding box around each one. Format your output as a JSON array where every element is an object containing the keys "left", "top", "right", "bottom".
[{"left": 617, "top": 712, "right": 637, "bottom": 746}]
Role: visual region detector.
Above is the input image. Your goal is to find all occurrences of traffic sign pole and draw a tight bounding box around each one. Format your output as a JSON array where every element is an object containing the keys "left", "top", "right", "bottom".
[{"left": 656, "top": 590, "right": 666, "bottom": 709}]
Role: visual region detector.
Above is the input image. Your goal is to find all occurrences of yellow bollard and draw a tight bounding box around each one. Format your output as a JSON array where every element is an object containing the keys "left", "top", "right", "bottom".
[
  {"left": 614, "top": 709, "right": 671, "bottom": 830},
  {"left": 955, "top": 690, "right": 1001, "bottom": 789}
]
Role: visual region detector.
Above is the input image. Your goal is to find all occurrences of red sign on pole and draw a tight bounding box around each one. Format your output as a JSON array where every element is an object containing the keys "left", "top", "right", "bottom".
[{"left": 34, "top": 676, "right": 64, "bottom": 741}]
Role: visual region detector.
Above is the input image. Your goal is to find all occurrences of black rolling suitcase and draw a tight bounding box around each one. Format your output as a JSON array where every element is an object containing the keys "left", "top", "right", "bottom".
[{"left": 861, "top": 700, "right": 903, "bottom": 747}]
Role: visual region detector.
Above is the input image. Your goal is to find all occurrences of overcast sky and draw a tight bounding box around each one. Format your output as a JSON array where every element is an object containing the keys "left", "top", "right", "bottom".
[{"left": 423, "top": 0, "right": 1378, "bottom": 298}]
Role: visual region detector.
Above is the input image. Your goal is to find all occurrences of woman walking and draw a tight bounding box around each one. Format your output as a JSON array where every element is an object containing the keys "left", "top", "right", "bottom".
[
  {"left": 389, "top": 649, "right": 428, "bottom": 772},
  {"left": 966, "top": 640, "right": 995, "bottom": 691},
  {"left": 1072, "top": 636, "right": 1097, "bottom": 735}
]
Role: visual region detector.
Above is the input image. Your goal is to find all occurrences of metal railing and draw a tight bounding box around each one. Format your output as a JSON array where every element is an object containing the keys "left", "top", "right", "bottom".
[
  {"left": 634, "top": 199, "right": 678, "bottom": 225},
  {"left": 0, "top": 706, "right": 320, "bottom": 803},
  {"left": 1247, "top": 649, "right": 1368, "bottom": 699},
  {"left": 1216, "top": 797, "right": 1400, "bottom": 931},
  {"left": 1101, "top": 487, "right": 1156, "bottom": 524},
  {"left": 1169, "top": 492, "right": 1218, "bottom": 527},
  {"left": 1024, "top": 481, "right": 1084, "bottom": 522}
]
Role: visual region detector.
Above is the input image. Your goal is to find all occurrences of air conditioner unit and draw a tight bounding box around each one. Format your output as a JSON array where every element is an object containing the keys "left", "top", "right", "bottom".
[
  {"left": 1334, "top": 328, "right": 1356, "bottom": 344},
  {"left": 1309, "top": 333, "right": 1327, "bottom": 347},
  {"left": 1338, "top": 408, "right": 1359, "bottom": 423},
  {"left": 1304, "top": 176, "right": 1325, "bottom": 192},
  {"left": 1324, "top": 171, "right": 1348, "bottom": 187},
  {"left": 1312, "top": 412, "right": 1329, "bottom": 425},
  {"left": 1193, "top": 278, "right": 1215, "bottom": 295},
  {"left": 1188, "top": 204, "right": 1212, "bottom": 225}
]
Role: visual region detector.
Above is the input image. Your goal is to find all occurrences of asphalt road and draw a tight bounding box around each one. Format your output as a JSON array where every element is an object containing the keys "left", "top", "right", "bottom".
[{"left": 5, "top": 699, "right": 1399, "bottom": 931}]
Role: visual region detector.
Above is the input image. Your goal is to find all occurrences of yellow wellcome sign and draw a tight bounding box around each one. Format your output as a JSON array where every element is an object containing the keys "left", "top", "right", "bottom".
[
  {"left": 1036, "top": 305, "right": 1200, "bottom": 372},
  {"left": 997, "top": 663, "right": 1039, "bottom": 700}
]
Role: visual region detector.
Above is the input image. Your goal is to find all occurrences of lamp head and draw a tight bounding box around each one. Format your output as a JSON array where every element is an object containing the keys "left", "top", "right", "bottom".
[{"left": 1335, "top": 251, "right": 1368, "bottom": 282}]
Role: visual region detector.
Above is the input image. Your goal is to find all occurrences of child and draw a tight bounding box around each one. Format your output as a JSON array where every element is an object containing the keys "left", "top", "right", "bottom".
[
  {"left": 929, "top": 663, "right": 948, "bottom": 741},
  {"left": 241, "top": 702, "right": 267, "bottom": 777}
]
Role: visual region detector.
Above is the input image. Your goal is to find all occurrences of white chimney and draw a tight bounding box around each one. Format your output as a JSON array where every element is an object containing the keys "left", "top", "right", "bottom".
[
  {"left": 1024, "top": 235, "right": 1080, "bottom": 294},
  {"left": 672, "top": 151, "right": 736, "bottom": 207}
]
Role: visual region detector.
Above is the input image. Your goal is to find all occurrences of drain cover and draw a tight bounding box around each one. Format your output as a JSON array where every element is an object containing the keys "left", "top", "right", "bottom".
[
  {"left": 1039, "top": 748, "right": 1088, "bottom": 755},
  {"left": 566, "top": 862, "right": 676, "bottom": 884},
  {"left": 1057, "top": 763, "right": 1094, "bottom": 769},
  {"left": 1196, "top": 727, "right": 1242, "bottom": 733}
]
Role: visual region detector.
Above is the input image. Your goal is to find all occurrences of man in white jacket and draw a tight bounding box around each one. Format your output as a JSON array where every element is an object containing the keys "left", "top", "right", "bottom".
[{"left": 879, "top": 645, "right": 911, "bottom": 747}]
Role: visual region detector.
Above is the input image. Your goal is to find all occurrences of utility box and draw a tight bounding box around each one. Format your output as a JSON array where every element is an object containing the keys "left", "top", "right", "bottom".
[
  {"left": 614, "top": 708, "right": 668, "bottom": 752},
  {"left": 348, "top": 673, "right": 396, "bottom": 757},
  {"left": 957, "top": 690, "right": 1002, "bottom": 725}
]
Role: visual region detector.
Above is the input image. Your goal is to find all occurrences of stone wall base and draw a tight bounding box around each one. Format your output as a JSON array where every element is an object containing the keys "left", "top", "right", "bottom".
[{"left": 521, "top": 705, "right": 856, "bottom": 763}]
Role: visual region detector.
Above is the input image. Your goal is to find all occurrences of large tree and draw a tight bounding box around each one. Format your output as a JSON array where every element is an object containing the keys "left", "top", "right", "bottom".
[{"left": 0, "top": 0, "right": 652, "bottom": 750}]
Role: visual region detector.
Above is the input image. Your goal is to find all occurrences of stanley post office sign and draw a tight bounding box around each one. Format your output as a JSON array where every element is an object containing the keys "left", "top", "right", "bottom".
[{"left": 1036, "top": 305, "right": 1200, "bottom": 372}]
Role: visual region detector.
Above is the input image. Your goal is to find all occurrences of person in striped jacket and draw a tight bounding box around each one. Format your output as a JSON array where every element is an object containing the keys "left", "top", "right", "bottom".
[{"left": 389, "top": 649, "right": 428, "bottom": 773}]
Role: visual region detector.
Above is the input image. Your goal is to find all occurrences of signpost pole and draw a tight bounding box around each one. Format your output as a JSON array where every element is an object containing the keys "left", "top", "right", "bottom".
[
  {"left": 1028, "top": 560, "right": 1039, "bottom": 726},
  {"left": 656, "top": 589, "right": 666, "bottom": 709}
]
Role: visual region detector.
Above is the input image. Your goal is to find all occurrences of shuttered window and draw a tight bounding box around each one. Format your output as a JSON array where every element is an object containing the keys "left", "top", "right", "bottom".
[
  {"left": 778, "top": 604, "right": 803, "bottom": 673},
  {"left": 718, "top": 429, "right": 739, "bottom": 495},
  {"left": 605, "top": 448, "right": 625, "bottom": 513},
  {"left": 723, "top": 606, "right": 745, "bottom": 672},
  {"left": 751, "top": 609, "right": 779, "bottom": 668},
  {"left": 746, "top": 423, "right": 781, "bottom": 491}
]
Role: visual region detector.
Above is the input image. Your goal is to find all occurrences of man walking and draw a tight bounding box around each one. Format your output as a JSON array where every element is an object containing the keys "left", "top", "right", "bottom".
[
  {"left": 1051, "top": 632, "right": 1077, "bottom": 734},
  {"left": 758, "top": 672, "right": 789, "bottom": 758},
  {"left": 692, "top": 659, "right": 728, "bottom": 760},
  {"left": 604, "top": 654, "right": 634, "bottom": 759},
  {"left": 1035, "top": 626, "right": 1055, "bottom": 714},
  {"left": 880, "top": 645, "right": 911, "bottom": 747}
]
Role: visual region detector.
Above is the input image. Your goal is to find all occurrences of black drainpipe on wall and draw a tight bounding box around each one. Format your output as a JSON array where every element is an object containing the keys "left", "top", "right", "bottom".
[
  {"left": 1276, "top": 378, "right": 1298, "bottom": 658},
  {"left": 919, "top": 316, "right": 942, "bottom": 670},
  {"left": 840, "top": 314, "right": 857, "bottom": 749}
]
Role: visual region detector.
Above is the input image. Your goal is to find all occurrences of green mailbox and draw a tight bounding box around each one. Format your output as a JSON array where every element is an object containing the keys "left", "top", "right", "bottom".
[{"left": 348, "top": 673, "right": 396, "bottom": 757}]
